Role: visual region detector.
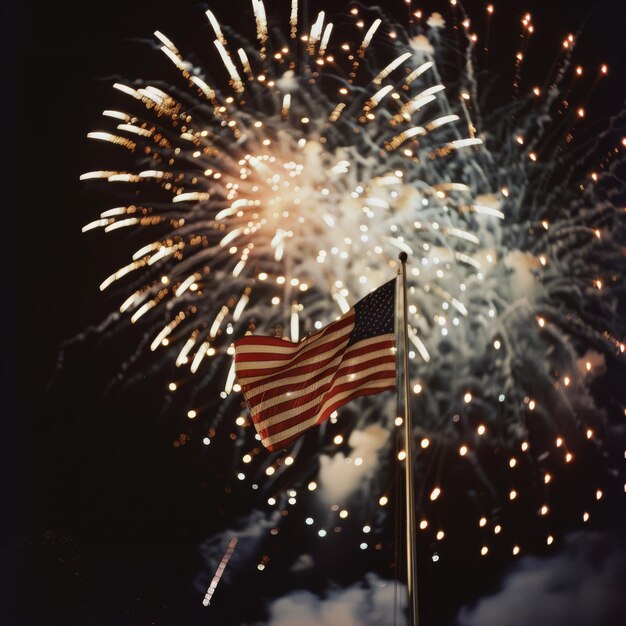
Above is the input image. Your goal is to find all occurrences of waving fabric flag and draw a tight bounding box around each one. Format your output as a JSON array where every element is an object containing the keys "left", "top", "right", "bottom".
[{"left": 234, "top": 279, "right": 397, "bottom": 451}]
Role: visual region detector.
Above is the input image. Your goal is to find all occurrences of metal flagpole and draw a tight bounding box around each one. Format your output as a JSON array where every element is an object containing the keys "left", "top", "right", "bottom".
[{"left": 398, "top": 251, "right": 419, "bottom": 626}]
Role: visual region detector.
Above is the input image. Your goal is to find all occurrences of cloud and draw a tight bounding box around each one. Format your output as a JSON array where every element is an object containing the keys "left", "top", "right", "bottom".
[
  {"left": 262, "top": 573, "right": 406, "bottom": 626},
  {"left": 457, "top": 532, "right": 626, "bottom": 626},
  {"left": 318, "top": 424, "right": 390, "bottom": 503}
]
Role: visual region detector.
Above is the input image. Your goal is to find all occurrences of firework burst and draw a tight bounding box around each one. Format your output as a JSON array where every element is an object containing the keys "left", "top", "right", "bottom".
[{"left": 81, "top": 0, "right": 624, "bottom": 570}]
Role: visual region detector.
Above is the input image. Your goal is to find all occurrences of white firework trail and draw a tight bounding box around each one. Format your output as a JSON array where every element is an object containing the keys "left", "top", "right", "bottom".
[{"left": 203, "top": 537, "right": 238, "bottom": 606}]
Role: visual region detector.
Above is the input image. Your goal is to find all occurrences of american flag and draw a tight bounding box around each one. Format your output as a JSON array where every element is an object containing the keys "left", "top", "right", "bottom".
[{"left": 234, "top": 279, "right": 397, "bottom": 451}]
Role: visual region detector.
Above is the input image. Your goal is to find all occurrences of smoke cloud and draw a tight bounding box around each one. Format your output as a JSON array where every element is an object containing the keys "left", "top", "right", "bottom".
[
  {"left": 457, "top": 532, "right": 626, "bottom": 626},
  {"left": 261, "top": 573, "right": 406, "bottom": 626},
  {"left": 318, "top": 424, "right": 390, "bottom": 503}
]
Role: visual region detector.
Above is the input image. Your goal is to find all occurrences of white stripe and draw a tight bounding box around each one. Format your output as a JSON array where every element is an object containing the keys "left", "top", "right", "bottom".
[
  {"left": 253, "top": 360, "right": 395, "bottom": 432},
  {"left": 249, "top": 344, "right": 396, "bottom": 414},
  {"left": 236, "top": 322, "right": 354, "bottom": 377},
  {"left": 238, "top": 332, "right": 392, "bottom": 388},
  {"left": 235, "top": 342, "right": 298, "bottom": 356},
  {"left": 236, "top": 315, "right": 353, "bottom": 358},
  {"left": 236, "top": 312, "right": 355, "bottom": 357},
  {"left": 261, "top": 379, "right": 394, "bottom": 448},
  {"left": 237, "top": 336, "right": 349, "bottom": 385},
  {"left": 246, "top": 338, "right": 394, "bottom": 407}
]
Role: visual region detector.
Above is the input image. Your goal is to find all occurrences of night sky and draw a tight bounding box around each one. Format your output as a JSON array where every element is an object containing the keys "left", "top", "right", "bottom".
[{"left": 3, "top": 1, "right": 626, "bottom": 625}]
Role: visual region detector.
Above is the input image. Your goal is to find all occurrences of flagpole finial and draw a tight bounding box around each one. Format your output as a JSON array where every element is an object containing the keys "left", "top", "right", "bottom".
[{"left": 399, "top": 251, "right": 408, "bottom": 263}]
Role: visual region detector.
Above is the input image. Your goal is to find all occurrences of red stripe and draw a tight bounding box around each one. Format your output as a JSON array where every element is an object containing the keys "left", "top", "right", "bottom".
[
  {"left": 263, "top": 368, "right": 396, "bottom": 434},
  {"left": 244, "top": 338, "right": 394, "bottom": 399},
  {"left": 235, "top": 314, "right": 353, "bottom": 361},
  {"left": 236, "top": 337, "right": 347, "bottom": 382},
  {"left": 247, "top": 352, "right": 396, "bottom": 421},
  {"left": 235, "top": 349, "right": 296, "bottom": 363},
  {"left": 264, "top": 431, "right": 305, "bottom": 453},
  {"left": 246, "top": 350, "right": 395, "bottom": 410},
  {"left": 235, "top": 336, "right": 295, "bottom": 349},
  {"left": 240, "top": 337, "right": 395, "bottom": 399},
  {"left": 259, "top": 369, "right": 396, "bottom": 437},
  {"left": 236, "top": 330, "right": 351, "bottom": 382},
  {"left": 235, "top": 314, "right": 354, "bottom": 370},
  {"left": 262, "top": 380, "right": 396, "bottom": 451},
  {"left": 242, "top": 338, "right": 395, "bottom": 401}
]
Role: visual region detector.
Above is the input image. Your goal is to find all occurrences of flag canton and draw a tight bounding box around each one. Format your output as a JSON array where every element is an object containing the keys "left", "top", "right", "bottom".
[{"left": 348, "top": 278, "right": 396, "bottom": 346}]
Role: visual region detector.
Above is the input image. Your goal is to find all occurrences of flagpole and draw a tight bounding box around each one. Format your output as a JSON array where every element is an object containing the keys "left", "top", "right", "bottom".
[{"left": 398, "top": 251, "right": 419, "bottom": 626}]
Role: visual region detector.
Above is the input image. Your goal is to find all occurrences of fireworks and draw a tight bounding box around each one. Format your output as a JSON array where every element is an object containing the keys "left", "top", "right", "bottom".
[{"left": 81, "top": 0, "right": 624, "bottom": 576}]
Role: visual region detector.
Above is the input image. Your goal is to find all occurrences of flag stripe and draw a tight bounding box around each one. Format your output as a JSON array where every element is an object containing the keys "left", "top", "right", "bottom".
[
  {"left": 235, "top": 319, "right": 354, "bottom": 378},
  {"left": 234, "top": 336, "right": 295, "bottom": 349},
  {"left": 246, "top": 342, "right": 396, "bottom": 415},
  {"left": 253, "top": 357, "right": 396, "bottom": 426},
  {"left": 235, "top": 314, "right": 354, "bottom": 355},
  {"left": 258, "top": 372, "right": 396, "bottom": 442},
  {"left": 260, "top": 367, "right": 396, "bottom": 435},
  {"left": 246, "top": 346, "right": 395, "bottom": 413},
  {"left": 261, "top": 379, "right": 395, "bottom": 450},
  {"left": 236, "top": 335, "right": 350, "bottom": 383},
  {"left": 241, "top": 335, "right": 394, "bottom": 400}
]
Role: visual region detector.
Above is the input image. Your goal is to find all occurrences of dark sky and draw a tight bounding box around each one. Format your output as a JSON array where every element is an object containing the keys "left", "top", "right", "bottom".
[{"left": 3, "top": 1, "right": 626, "bottom": 625}]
